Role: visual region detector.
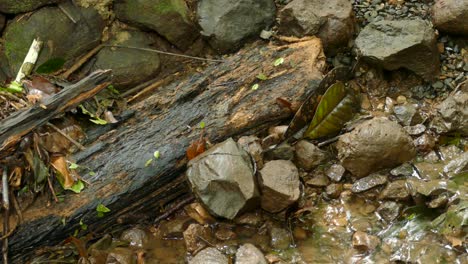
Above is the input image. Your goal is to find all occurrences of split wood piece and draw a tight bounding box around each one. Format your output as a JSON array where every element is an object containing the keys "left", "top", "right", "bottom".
[
  {"left": 0, "top": 70, "right": 112, "bottom": 159},
  {"left": 7, "top": 39, "right": 326, "bottom": 262}
]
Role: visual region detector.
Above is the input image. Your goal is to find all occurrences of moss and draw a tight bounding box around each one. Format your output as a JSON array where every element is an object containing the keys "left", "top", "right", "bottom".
[{"left": 153, "top": 0, "right": 188, "bottom": 19}]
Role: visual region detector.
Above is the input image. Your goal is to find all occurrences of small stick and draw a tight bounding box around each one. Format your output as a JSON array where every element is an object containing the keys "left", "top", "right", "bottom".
[
  {"left": 2, "top": 167, "right": 9, "bottom": 264},
  {"left": 47, "top": 175, "right": 59, "bottom": 203},
  {"left": 58, "top": 4, "right": 77, "bottom": 23},
  {"left": 127, "top": 79, "right": 165, "bottom": 103},
  {"left": 14, "top": 38, "right": 42, "bottom": 84},
  {"left": 61, "top": 44, "right": 103, "bottom": 79},
  {"left": 317, "top": 135, "right": 340, "bottom": 147},
  {"left": 46, "top": 122, "right": 86, "bottom": 151},
  {"left": 103, "top": 45, "right": 225, "bottom": 63}
]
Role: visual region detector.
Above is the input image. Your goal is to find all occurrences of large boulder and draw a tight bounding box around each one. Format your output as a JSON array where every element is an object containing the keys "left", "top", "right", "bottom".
[
  {"left": 279, "top": 0, "right": 354, "bottom": 54},
  {"left": 337, "top": 117, "right": 416, "bottom": 178},
  {"left": 186, "top": 138, "right": 259, "bottom": 219},
  {"left": 91, "top": 29, "right": 160, "bottom": 88},
  {"left": 258, "top": 160, "right": 300, "bottom": 213},
  {"left": 432, "top": 0, "right": 468, "bottom": 35},
  {"left": 197, "top": 0, "right": 276, "bottom": 53},
  {"left": 114, "top": 0, "right": 199, "bottom": 50},
  {"left": 355, "top": 19, "right": 439, "bottom": 81},
  {"left": 0, "top": 0, "right": 62, "bottom": 14},
  {"left": 4, "top": 3, "right": 104, "bottom": 74}
]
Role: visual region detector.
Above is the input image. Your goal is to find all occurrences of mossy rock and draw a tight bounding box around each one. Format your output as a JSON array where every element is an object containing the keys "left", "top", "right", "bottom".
[
  {"left": 0, "top": 0, "right": 63, "bottom": 14},
  {"left": 114, "top": 0, "right": 199, "bottom": 50},
  {"left": 4, "top": 4, "right": 104, "bottom": 74}
]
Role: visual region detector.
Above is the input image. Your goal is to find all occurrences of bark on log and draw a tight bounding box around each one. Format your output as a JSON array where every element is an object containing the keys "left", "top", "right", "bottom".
[
  {"left": 7, "top": 39, "right": 326, "bottom": 262},
  {"left": 0, "top": 70, "right": 112, "bottom": 159}
]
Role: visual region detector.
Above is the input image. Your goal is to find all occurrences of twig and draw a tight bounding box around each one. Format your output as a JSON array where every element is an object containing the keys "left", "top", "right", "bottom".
[
  {"left": 317, "top": 135, "right": 340, "bottom": 147},
  {"left": 2, "top": 166, "right": 9, "bottom": 264},
  {"left": 127, "top": 79, "right": 165, "bottom": 103},
  {"left": 47, "top": 174, "right": 58, "bottom": 203},
  {"left": 102, "top": 45, "right": 225, "bottom": 63},
  {"left": 46, "top": 122, "right": 86, "bottom": 151},
  {"left": 14, "top": 38, "right": 42, "bottom": 84},
  {"left": 61, "top": 44, "right": 103, "bottom": 79},
  {"left": 58, "top": 4, "right": 77, "bottom": 23},
  {"left": 153, "top": 195, "right": 195, "bottom": 224},
  {"left": 10, "top": 193, "right": 22, "bottom": 224}
]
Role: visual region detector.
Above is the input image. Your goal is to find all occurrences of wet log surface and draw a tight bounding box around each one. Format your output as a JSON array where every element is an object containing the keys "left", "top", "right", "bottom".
[{"left": 8, "top": 39, "right": 326, "bottom": 262}]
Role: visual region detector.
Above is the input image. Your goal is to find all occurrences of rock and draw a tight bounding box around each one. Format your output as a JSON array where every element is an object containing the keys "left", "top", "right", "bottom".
[
  {"left": 279, "top": 0, "right": 354, "bottom": 54},
  {"left": 183, "top": 223, "right": 213, "bottom": 254},
  {"left": 430, "top": 91, "right": 468, "bottom": 135},
  {"left": 159, "top": 215, "right": 192, "bottom": 239},
  {"left": 91, "top": 29, "right": 160, "bottom": 89},
  {"left": 185, "top": 202, "right": 216, "bottom": 225},
  {"left": 379, "top": 180, "right": 410, "bottom": 201},
  {"left": 326, "top": 164, "right": 346, "bottom": 182},
  {"left": 306, "top": 170, "right": 330, "bottom": 187},
  {"left": 355, "top": 19, "right": 439, "bottom": 81},
  {"left": 294, "top": 140, "right": 328, "bottom": 171},
  {"left": 106, "top": 247, "right": 134, "bottom": 264},
  {"left": 337, "top": 117, "right": 416, "bottom": 178},
  {"left": 120, "top": 228, "right": 148, "bottom": 248},
  {"left": 428, "top": 193, "right": 449, "bottom": 208},
  {"left": 413, "top": 133, "right": 436, "bottom": 153},
  {"left": 186, "top": 138, "right": 259, "bottom": 219},
  {"left": 234, "top": 212, "right": 264, "bottom": 227},
  {"left": 407, "top": 179, "right": 449, "bottom": 197},
  {"left": 351, "top": 174, "right": 387, "bottom": 193},
  {"left": 115, "top": 0, "right": 198, "bottom": 50},
  {"left": 270, "top": 227, "right": 291, "bottom": 250},
  {"left": 214, "top": 225, "right": 236, "bottom": 241},
  {"left": 259, "top": 160, "right": 300, "bottom": 213},
  {"left": 238, "top": 136, "right": 264, "bottom": 169},
  {"left": 197, "top": 0, "right": 276, "bottom": 53},
  {"left": 235, "top": 244, "right": 267, "bottom": 264},
  {"left": 190, "top": 247, "right": 228, "bottom": 264},
  {"left": 0, "top": 0, "right": 62, "bottom": 14},
  {"left": 352, "top": 231, "right": 380, "bottom": 251},
  {"left": 432, "top": 0, "right": 468, "bottom": 35},
  {"left": 325, "top": 183, "right": 343, "bottom": 199},
  {"left": 4, "top": 3, "right": 104, "bottom": 74},
  {"left": 264, "top": 143, "right": 294, "bottom": 160},
  {"left": 404, "top": 124, "right": 426, "bottom": 135},
  {"left": 443, "top": 152, "right": 468, "bottom": 177},
  {"left": 390, "top": 163, "right": 414, "bottom": 177},
  {"left": 268, "top": 126, "right": 288, "bottom": 140},
  {"left": 393, "top": 104, "right": 418, "bottom": 126},
  {"left": 376, "top": 201, "right": 401, "bottom": 222}
]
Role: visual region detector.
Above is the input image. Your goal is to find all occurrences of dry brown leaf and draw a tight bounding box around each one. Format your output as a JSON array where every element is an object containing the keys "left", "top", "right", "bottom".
[{"left": 50, "top": 156, "right": 75, "bottom": 188}]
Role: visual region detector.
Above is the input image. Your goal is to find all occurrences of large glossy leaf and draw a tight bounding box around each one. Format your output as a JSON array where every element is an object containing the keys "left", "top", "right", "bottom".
[
  {"left": 284, "top": 66, "right": 352, "bottom": 140},
  {"left": 304, "top": 81, "right": 359, "bottom": 139}
]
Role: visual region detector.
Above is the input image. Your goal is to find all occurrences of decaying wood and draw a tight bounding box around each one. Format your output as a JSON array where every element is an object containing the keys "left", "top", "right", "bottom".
[
  {"left": 7, "top": 39, "right": 326, "bottom": 262},
  {"left": 0, "top": 70, "right": 112, "bottom": 159}
]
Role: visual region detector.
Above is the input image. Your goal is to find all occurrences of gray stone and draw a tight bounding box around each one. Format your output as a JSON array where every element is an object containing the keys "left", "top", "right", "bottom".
[
  {"left": 184, "top": 223, "right": 213, "bottom": 254},
  {"left": 337, "top": 117, "right": 416, "bottom": 178},
  {"left": 390, "top": 163, "right": 414, "bottom": 177},
  {"left": 120, "top": 228, "right": 148, "bottom": 248},
  {"left": 404, "top": 124, "right": 426, "bottom": 135},
  {"left": 393, "top": 104, "right": 418, "bottom": 126},
  {"left": 413, "top": 133, "right": 436, "bottom": 153},
  {"left": 186, "top": 138, "right": 259, "bottom": 219},
  {"left": 114, "top": 0, "right": 199, "bottom": 50},
  {"left": 190, "top": 247, "right": 228, "bottom": 264},
  {"left": 306, "top": 171, "right": 330, "bottom": 187},
  {"left": 259, "top": 160, "right": 300, "bottom": 213},
  {"left": 197, "top": 0, "right": 276, "bottom": 53},
  {"left": 379, "top": 180, "right": 410, "bottom": 201},
  {"left": 0, "top": 0, "right": 62, "bottom": 14},
  {"left": 351, "top": 174, "right": 387, "bottom": 193},
  {"left": 264, "top": 143, "right": 294, "bottom": 161},
  {"left": 430, "top": 91, "right": 468, "bottom": 135},
  {"left": 238, "top": 136, "right": 264, "bottom": 169},
  {"left": 235, "top": 243, "right": 267, "bottom": 264},
  {"left": 376, "top": 201, "right": 401, "bottom": 222},
  {"left": 326, "top": 164, "right": 346, "bottom": 182},
  {"left": 325, "top": 183, "right": 343, "bottom": 199},
  {"left": 279, "top": 0, "right": 354, "bottom": 54},
  {"left": 91, "top": 29, "right": 160, "bottom": 89},
  {"left": 355, "top": 19, "right": 439, "bottom": 81},
  {"left": 443, "top": 152, "right": 468, "bottom": 177},
  {"left": 294, "top": 140, "right": 328, "bottom": 171},
  {"left": 4, "top": 3, "right": 104, "bottom": 74},
  {"left": 432, "top": 0, "right": 468, "bottom": 35}
]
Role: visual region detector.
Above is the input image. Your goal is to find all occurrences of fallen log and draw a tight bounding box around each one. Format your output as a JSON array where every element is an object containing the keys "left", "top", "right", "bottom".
[
  {"left": 0, "top": 70, "right": 112, "bottom": 159},
  {"left": 7, "top": 38, "right": 326, "bottom": 262}
]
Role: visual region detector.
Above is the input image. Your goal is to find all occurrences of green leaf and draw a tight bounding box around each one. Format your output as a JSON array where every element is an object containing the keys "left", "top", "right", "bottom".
[
  {"left": 3, "top": 81, "right": 23, "bottom": 93},
  {"left": 199, "top": 121, "right": 206, "bottom": 129},
  {"left": 67, "top": 180, "right": 85, "bottom": 193},
  {"left": 36, "top": 58, "right": 66, "bottom": 74},
  {"left": 154, "top": 150, "right": 160, "bottom": 159},
  {"left": 256, "top": 73, "right": 268, "bottom": 80},
  {"left": 145, "top": 158, "right": 153, "bottom": 167},
  {"left": 79, "top": 104, "right": 93, "bottom": 117},
  {"left": 90, "top": 117, "right": 108, "bottom": 125},
  {"left": 274, "top": 57, "right": 284, "bottom": 67},
  {"left": 251, "top": 83, "right": 259, "bottom": 90},
  {"left": 79, "top": 218, "right": 88, "bottom": 231},
  {"left": 89, "top": 171, "right": 96, "bottom": 176},
  {"left": 61, "top": 217, "right": 66, "bottom": 226},
  {"left": 304, "top": 81, "right": 359, "bottom": 139},
  {"left": 69, "top": 163, "right": 79, "bottom": 170},
  {"left": 97, "top": 203, "right": 111, "bottom": 218},
  {"left": 107, "top": 85, "right": 119, "bottom": 95}
]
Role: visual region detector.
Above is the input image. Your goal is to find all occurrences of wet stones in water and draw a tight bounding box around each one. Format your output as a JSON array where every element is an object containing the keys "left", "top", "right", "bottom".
[
  {"left": 294, "top": 140, "right": 328, "bottom": 171},
  {"left": 0, "top": 0, "right": 62, "bottom": 13},
  {"left": 186, "top": 138, "right": 259, "bottom": 219},
  {"left": 189, "top": 247, "right": 228, "bottom": 264},
  {"left": 351, "top": 173, "right": 387, "bottom": 193},
  {"left": 106, "top": 247, "right": 135, "bottom": 264},
  {"left": 183, "top": 223, "right": 214, "bottom": 254},
  {"left": 432, "top": 0, "right": 468, "bottom": 35},
  {"left": 404, "top": 124, "right": 426, "bottom": 136},
  {"left": 4, "top": 2, "right": 104, "bottom": 74},
  {"left": 376, "top": 201, "right": 402, "bottom": 223},
  {"left": 279, "top": 0, "right": 354, "bottom": 55},
  {"left": 326, "top": 164, "right": 346, "bottom": 182},
  {"left": 306, "top": 169, "right": 330, "bottom": 187},
  {"left": 325, "top": 183, "right": 343, "bottom": 199},
  {"left": 413, "top": 133, "right": 436, "bottom": 153},
  {"left": 197, "top": 0, "right": 276, "bottom": 53},
  {"left": 258, "top": 160, "right": 300, "bottom": 213},
  {"left": 114, "top": 0, "right": 199, "bottom": 50},
  {"left": 443, "top": 152, "right": 468, "bottom": 177},
  {"left": 428, "top": 193, "right": 449, "bottom": 209},
  {"left": 269, "top": 227, "right": 291, "bottom": 250},
  {"left": 120, "top": 228, "right": 148, "bottom": 248},
  {"left": 235, "top": 244, "right": 267, "bottom": 264},
  {"left": 214, "top": 224, "right": 236, "bottom": 241},
  {"left": 91, "top": 29, "right": 161, "bottom": 89},
  {"left": 430, "top": 91, "right": 468, "bottom": 135},
  {"left": 390, "top": 163, "right": 414, "bottom": 177},
  {"left": 264, "top": 143, "right": 294, "bottom": 160},
  {"left": 352, "top": 231, "right": 380, "bottom": 251},
  {"left": 238, "top": 136, "right": 264, "bottom": 169},
  {"left": 393, "top": 104, "right": 419, "bottom": 126},
  {"left": 379, "top": 180, "right": 410, "bottom": 201},
  {"left": 355, "top": 19, "right": 439, "bottom": 81},
  {"left": 407, "top": 179, "right": 449, "bottom": 197},
  {"left": 234, "top": 211, "right": 264, "bottom": 227},
  {"left": 337, "top": 117, "right": 416, "bottom": 178}
]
